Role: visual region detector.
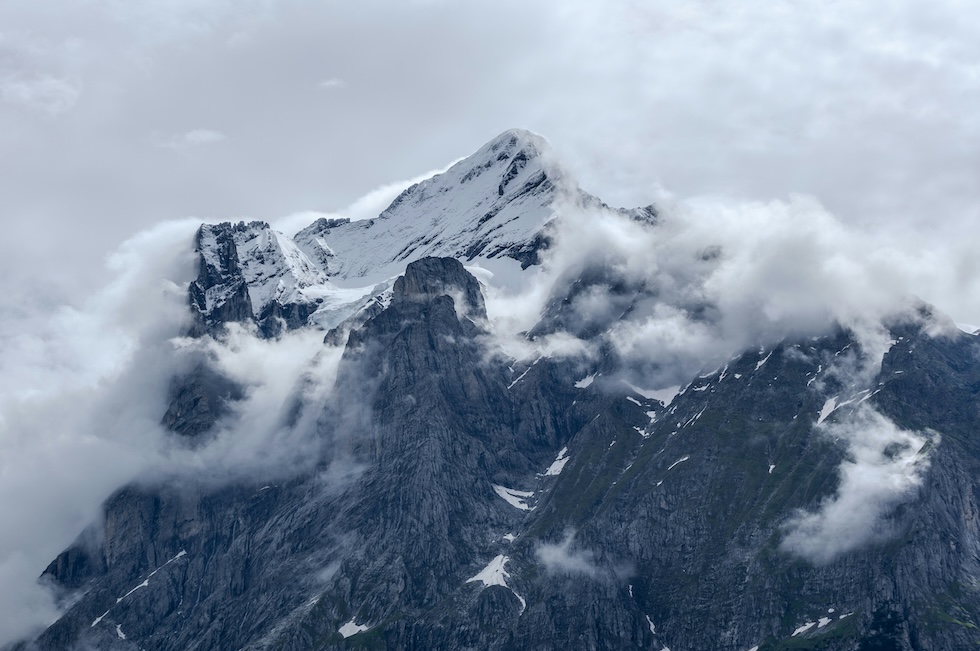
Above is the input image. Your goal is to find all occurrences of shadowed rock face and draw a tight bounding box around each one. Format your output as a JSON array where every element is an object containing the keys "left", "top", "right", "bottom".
[
  {"left": 391, "top": 257, "right": 486, "bottom": 316},
  {"left": 24, "top": 255, "right": 980, "bottom": 651},
  {"left": 160, "top": 362, "right": 244, "bottom": 437}
]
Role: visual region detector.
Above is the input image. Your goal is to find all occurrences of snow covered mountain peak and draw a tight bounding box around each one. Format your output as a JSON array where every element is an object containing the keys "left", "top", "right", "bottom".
[
  {"left": 296, "top": 128, "right": 583, "bottom": 284},
  {"left": 189, "top": 129, "right": 644, "bottom": 338}
]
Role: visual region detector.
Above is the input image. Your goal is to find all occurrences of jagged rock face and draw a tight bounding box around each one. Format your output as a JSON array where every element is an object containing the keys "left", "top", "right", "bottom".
[
  {"left": 390, "top": 256, "right": 486, "bottom": 315},
  {"left": 21, "top": 128, "right": 980, "bottom": 651},
  {"left": 30, "top": 256, "right": 980, "bottom": 651},
  {"left": 160, "top": 362, "right": 244, "bottom": 437},
  {"left": 188, "top": 222, "right": 255, "bottom": 337}
]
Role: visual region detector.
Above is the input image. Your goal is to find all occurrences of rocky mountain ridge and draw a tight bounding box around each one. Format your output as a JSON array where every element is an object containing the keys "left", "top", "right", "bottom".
[{"left": 13, "top": 130, "right": 980, "bottom": 651}]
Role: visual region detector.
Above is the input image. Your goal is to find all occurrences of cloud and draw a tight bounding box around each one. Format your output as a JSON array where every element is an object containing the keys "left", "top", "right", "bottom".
[
  {"left": 781, "top": 406, "right": 936, "bottom": 564},
  {"left": 157, "top": 325, "right": 347, "bottom": 484},
  {"left": 535, "top": 531, "right": 598, "bottom": 577},
  {"left": 0, "top": 220, "right": 198, "bottom": 644},
  {"left": 316, "top": 77, "right": 346, "bottom": 90},
  {"left": 0, "top": 74, "right": 81, "bottom": 114},
  {"left": 0, "top": 220, "right": 352, "bottom": 645},
  {"left": 154, "top": 128, "right": 227, "bottom": 149},
  {"left": 479, "top": 192, "right": 949, "bottom": 390}
]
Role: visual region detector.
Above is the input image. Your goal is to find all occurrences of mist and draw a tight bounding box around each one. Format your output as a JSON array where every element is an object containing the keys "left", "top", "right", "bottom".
[
  {"left": 0, "top": 220, "right": 351, "bottom": 643},
  {"left": 482, "top": 191, "right": 966, "bottom": 391},
  {"left": 535, "top": 531, "right": 598, "bottom": 577}
]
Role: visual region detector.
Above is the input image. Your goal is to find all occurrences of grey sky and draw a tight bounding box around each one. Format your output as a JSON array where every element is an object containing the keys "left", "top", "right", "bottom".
[{"left": 1, "top": 0, "right": 978, "bottom": 320}]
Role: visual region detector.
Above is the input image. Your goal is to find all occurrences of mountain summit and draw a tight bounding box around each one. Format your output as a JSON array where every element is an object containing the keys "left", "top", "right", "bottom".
[{"left": 299, "top": 128, "right": 568, "bottom": 282}]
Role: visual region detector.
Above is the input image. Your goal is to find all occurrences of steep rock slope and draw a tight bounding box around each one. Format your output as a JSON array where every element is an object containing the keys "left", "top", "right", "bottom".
[{"left": 27, "top": 258, "right": 980, "bottom": 651}]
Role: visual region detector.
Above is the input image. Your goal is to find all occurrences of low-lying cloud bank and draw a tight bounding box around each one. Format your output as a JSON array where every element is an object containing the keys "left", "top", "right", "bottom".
[{"left": 484, "top": 192, "right": 958, "bottom": 390}]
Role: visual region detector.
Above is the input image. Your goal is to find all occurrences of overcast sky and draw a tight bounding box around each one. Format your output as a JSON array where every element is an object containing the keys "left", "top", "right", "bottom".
[{"left": 1, "top": 0, "right": 978, "bottom": 321}]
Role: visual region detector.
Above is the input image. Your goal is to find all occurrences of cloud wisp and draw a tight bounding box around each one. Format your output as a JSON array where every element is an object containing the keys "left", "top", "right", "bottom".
[
  {"left": 536, "top": 531, "right": 598, "bottom": 577},
  {"left": 782, "top": 406, "right": 936, "bottom": 564},
  {"left": 481, "top": 191, "right": 952, "bottom": 390},
  {"left": 153, "top": 128, "right": 228, "bottom": 149}
]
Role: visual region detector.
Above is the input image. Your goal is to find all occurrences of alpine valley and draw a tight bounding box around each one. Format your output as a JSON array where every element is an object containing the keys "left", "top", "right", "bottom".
[{"left": 12, "top": 130, "right": 980, "bottom": 650}]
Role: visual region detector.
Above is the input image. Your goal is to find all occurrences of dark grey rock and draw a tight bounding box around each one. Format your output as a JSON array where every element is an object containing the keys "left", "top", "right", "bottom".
[{"left": 22, "top": 259, "right": 980, "bottom": 651}]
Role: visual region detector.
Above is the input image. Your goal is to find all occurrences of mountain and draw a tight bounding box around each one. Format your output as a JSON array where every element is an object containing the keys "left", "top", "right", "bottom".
[
  {"left": 188, "top": 129, "right": 654, "bottom": 338},
  {"left": 15, "top": 130, "right": 980, "bottom": 651}
]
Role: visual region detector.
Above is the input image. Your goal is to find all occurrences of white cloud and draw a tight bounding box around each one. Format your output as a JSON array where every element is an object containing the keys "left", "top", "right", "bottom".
[
  {"left": 154, "top": 128, "right": 227, "bottom": 149},
  {"left": 0, "top": 220, "right": 198, "bottom": 644},
  {"left": 0, "top": 74, "right": 81, "bottom": 115},
  {"left": 535, "top": 531, "right": 597, "bottom": 577},
  {"left": 480, "top": 192, "right": 954, "bottom": 390},
  {"left": 159, "top": 325, "right": 346, "bottom": 483},
  {"left": 782, "top": 407, "right": 936, "bottom": 564},
  {"left": 316, "top": 77, "right": 346, "bottom": 90}
]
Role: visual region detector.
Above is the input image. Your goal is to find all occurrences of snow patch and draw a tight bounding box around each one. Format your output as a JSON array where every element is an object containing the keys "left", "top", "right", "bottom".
[
  {"left": 817, "top": 616, "right": 832, "bottom": 628},
  {"left": 956, "top": 322, "right": 979, "bottom": 335},
  {"left": 755, "top": 351, "right": 773, "bottom": 370},
  {"left": 683, "top": 406, "right": 706, "bottom": 427},
  {"left": 90, "top": 610, "right": 109, "bottom": 628},
  {"left": 503, "top": 533, "right": 516, "bottom": 542},
  {"left": 792, "top": 621, "right": 816, "bottom": 636},
  {"left": 645, "top": 614, "right": 656, "bottom": 633},
  {"left": 493, "top": 484, "right": 534, "bottom": 510},
  {"left": 544, "top": 447, "right": 570, "bottom": 476},
  {"left": 115, "top": 624, "right": 126, "bottom": 640},
  {"left": 117, "top": 579, "right": 149, "bottom": 603},
  {"left": 508, "top": 366, "right": 532, "bottom": 389},
  {"left": 339, "top": 620, "right": 369, "bottom": 638},
  {"left": 806, "top": 364, "right": 823, "bottom": 387},
  {"left": 667, "top": 455, "right": 690, "bottom": 471},
  {"left": 817, "top": 397, "right": 838, "bottom": 425},
  {"left": 625, "top": 382, "right": 681, "bottom": 407},
  {"left": 467, "top": 555, "right": 527, "bottom": 613},
  {"left": 148, "top": 549, "right": 187, "bottom": 578},
  {"left": 768, "top": 464, "right": 775, "bottom": 474},
  {"left": 575, "top": 373, "right": 596, "bottom": 388}
]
